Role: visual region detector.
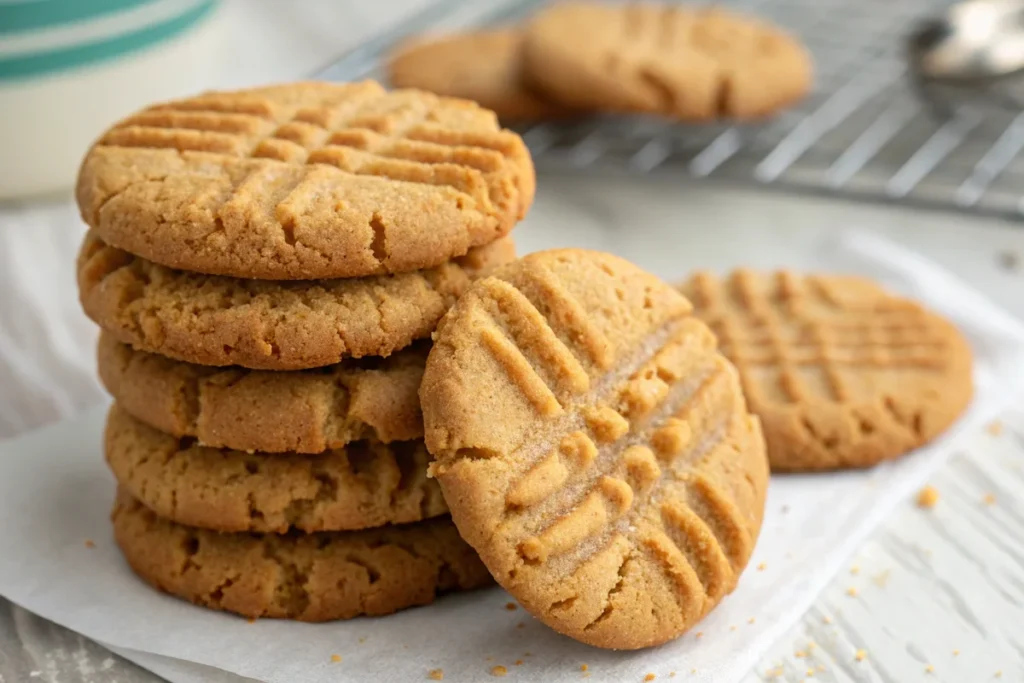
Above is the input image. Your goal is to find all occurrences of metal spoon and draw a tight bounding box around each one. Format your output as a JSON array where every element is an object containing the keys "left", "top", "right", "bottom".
[{"left": 909, "top": 0, "right": 1024, "bottom": 81}]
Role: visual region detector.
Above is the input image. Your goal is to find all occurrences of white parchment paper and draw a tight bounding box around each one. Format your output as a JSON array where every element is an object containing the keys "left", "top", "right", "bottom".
[{"left": 1, "top": 231, "right": 1023, "bottom": 683}]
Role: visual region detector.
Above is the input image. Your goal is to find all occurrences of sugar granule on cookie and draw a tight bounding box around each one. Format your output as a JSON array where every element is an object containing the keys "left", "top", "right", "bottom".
[
  {"left": 421, "top": 249, "right": 769, "bottom": 649},
  {"left": 680, "top": 270, "right": 974, "bottom": 472}
]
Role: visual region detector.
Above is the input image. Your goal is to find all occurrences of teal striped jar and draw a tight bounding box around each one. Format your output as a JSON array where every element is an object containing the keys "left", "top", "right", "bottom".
[{"left": 0, "top": 0, "right": 223, "bottom": 199}]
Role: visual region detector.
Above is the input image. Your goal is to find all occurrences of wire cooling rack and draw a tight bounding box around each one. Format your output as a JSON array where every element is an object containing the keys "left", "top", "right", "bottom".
[{"left": 315, "top": 0, "right": 1024, "bottom": 220}]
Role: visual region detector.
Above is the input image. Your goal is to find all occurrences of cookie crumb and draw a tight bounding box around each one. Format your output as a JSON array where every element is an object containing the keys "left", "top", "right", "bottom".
[
  {"left": 953, "top": 650, "right": 960, "bottom": 656},
  {"left": 873, "top": 569, "right": 891, "bottom": 588},
  {"left": 987, "top": 420, "right": 1003, "bottom": 436},
  {"left": 695, "top": 631, "right": 704, "bottom": 639},
  {"left": 669, "top": 673, "right": 676, "bottom": 678},
  {"left": 995, "top": 671, "right": 1002, "bottom": 678},
  {"left": 795, "top": 650, "right": 807, "bottom": 658},
  {"left": 823, "top": 616, "right": 833, "bottom": 624},
  {"left": 330, "top": 655, "right": 342, "bottom": 663},
  {"left": 748, "top": 617, "right": 756, "bottom": 624},
  {"left": 428, "top": 669, "right": 444, "bottom": 681},
  {"left": 246, "top": 617, "right": 257, "bottom": 624},
  {"left": 855, "top": 649, "right": 867, "bottom": 662},
  {"left": 917, "top": 486, "right": 939, "bottom": 509},
  {"left": 516, "top": 622, "right": 525, "bottom": 629},
  {"left": 850, "top": 565, "right": 860, "bottom": 575},
  {"left": 580, "top": 665, "right": 588, "bottom": 672},
  {"left": 491, "top": 665, "right": 507, "bottom": 677},
  {"left": 84, "top": 539, "right": 95, "bottom": 548},
  {"left": 766, "top": 667, "right": 784, "bottom": 678},
  {"left": 983, "top": 493, "right": 997, "bottom": 505},
  {"left": 806, "top": 669, "right": 814, "bottom": 677},
  {"left": 925, "top": 664, "right": 935, "bottom": 674},
  {"left": 514, "top": 660, "right": 523, "bottom": 666},
  {"left": 757, "top": 562, "right": 767, "bottom": 571},
  {"left": 359, "top": 637, "right": 367, "bottom": 644},
  {"left": 690, "top": 669, "right": 697, "bottom": 675},
  {"left": 505, "top": 601, "right": 518, "bottom": 611},
  {"left": 807, "top": 642, "right": 817, "bottom": 651},
  {"left": 730, "top": 625, "right": 737, "bottom": 631},
  {"left": 846, "top": 587, "right": 858, "bottom": 597},
  {"left": 644, "top": 674, "right": 656, "bottom": 682}
]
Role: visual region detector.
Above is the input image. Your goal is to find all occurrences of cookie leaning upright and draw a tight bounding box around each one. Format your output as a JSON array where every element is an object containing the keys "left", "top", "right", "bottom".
[
  {"left": 680, "top": 270, "right": 974, "bottom": 472},
  {"left": 420, "top": 250, "right": 769, "bottom": 649},
  {"left": 75, "top": 81, "right": 534, "bottom": 279},
  {"left": 522, "top": 2, "right": 812, "bottom": 121}
]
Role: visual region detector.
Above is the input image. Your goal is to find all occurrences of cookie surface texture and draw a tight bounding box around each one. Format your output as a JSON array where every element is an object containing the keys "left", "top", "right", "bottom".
[
  {"left": 388, "top": 29, "right": 577, "bottom": 121},
  {"left": 680, "top": 270, "right": 974, "bottom": 472},
  {"left": 112, "top": 491, "right": 491, "bottom": 621},
  {"left": 78, "top": 231, "right": 514, "bottom": 370},
  {"left": 105, "top": 404, "right": 446, "bottom": 532},
  {"left": 97, "top": 333, "right": 425, "bottom": 453},
  {"left": 523, "top": 3, "right": 812, "bottom": 120},
  {"left": 76, "top": 81, "right": 534, "bottom": 279},
  {"left": 420, "top": 249, "right": 769, "bottom": 649}
]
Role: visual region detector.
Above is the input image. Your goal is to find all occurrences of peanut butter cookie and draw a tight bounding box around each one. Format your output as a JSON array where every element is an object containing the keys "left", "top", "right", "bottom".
[
  {"left": 112, "top": 490, "right": 490, "bottom": 621},
  {"left": 388, "top": 29, "right": 578, "bottom": 121},
  {"left": 420, "top": 249, "right": 768, "bottom": 649},
  {"left": 105, "top": 404, "right": 447, "bottom": 533},
  {"left": 97, "top": 333, "right": 425, "bottom": 453},
  {"left": 78, "top": 231, "right": 514, "bottom": 370},
  {"left": 77, "top": 81, "right": 534, "bottom": 279},
  {"left": 679, "top": 270, "right": 974, "bottom": 471},
  {"left": 523, "top": 3, "right": 811, "bottom": 120}
]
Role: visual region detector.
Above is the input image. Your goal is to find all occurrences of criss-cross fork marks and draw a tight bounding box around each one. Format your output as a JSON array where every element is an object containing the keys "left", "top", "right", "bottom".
[
  {"left": 467, "top": 272, "right": 756, "bottom": 626},
  {"left": 602, "top": 4, "right": 799, "bottom": 117},
  {"left": 98, "top": 83, "right": 526, "bottom": 212},
  {"left": 684, "top": 270, "right": 957, "bottom": 406}
]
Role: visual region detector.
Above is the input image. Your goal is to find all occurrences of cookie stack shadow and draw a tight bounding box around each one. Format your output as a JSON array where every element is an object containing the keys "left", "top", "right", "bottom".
[{"left": 74, "top": 81, "right": 535, "bottom": 621}]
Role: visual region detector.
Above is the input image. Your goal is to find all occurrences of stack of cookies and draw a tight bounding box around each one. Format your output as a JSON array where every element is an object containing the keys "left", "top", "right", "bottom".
[
  {"left": 75, "top": 81, "right": 536, "bottom": 621},
  {"left": 388, "top": 1, "right": 813, "bottom": 123}
]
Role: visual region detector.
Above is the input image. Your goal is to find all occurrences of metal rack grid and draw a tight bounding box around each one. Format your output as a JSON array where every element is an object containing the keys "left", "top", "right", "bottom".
[{"left": 315, "top": 0, "right": 1024, "bottom": 220}]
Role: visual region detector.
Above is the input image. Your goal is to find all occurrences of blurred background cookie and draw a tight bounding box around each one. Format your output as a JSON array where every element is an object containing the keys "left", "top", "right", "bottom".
[
  {"left": 522, "top": 2, "right": 812, "bottom": 120},
  {"left": 387, "top": 29, "right": 582, "bottom": 122},
  {"left": 680, "top": 270, "right": 974, "bottom": 471}
]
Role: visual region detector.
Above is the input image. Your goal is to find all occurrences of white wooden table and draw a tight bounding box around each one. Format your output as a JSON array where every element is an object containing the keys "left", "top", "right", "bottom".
[{"left": 2, "top": 2, "right": 1024, "bottom": 682}]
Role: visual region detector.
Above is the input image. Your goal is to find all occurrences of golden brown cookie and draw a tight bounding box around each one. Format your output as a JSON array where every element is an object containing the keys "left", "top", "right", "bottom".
[
  {"left": 522, "top": 3, "right": 812, "bottom": 121},
  {"left": 679, "top": 270, "right": 974, "bottom": 472},
  {"left": 112, "top": 490, "right": 491, "bottom": 621},
  {"left": 388, "top": 29, "right": 580, "bottom": 122},
  {"left": 78, "top": 231, "right": 514, "bottom": 370},
  {"left": 76, "top": 81, "right": 535, "bottom": 280},
  {"left": 97, "top": 333, "right": 425, "bottom": 453},
  {"left": 420, "top": 249, "right": 768, "bottom": 650},
  {"left": 105, "top": 404, "right": 447, "bottom": 533}
]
